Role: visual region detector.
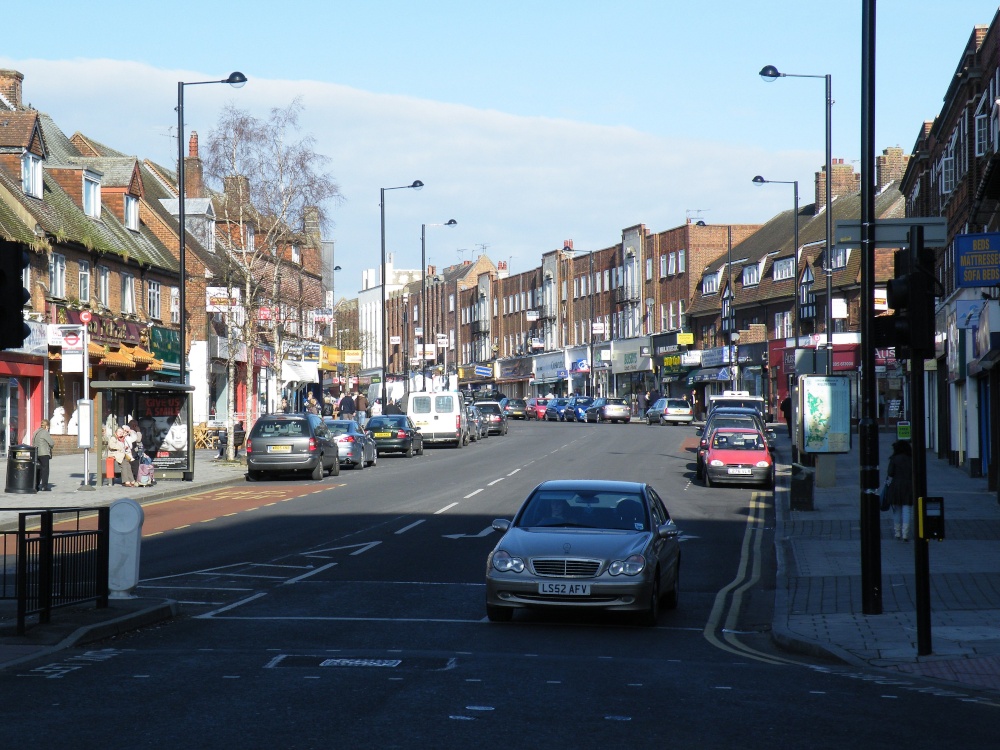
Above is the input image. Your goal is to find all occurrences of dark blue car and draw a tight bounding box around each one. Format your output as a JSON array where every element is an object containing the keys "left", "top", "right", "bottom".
[
  {"left": 544, "top": 398, "right": 571, "bottom": 421},
  {"left": 566, "top": 396, "right": 595, "bottom": 422}
]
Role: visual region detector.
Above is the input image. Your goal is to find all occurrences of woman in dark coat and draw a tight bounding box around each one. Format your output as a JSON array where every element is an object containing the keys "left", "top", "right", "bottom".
[{"left": 886, "top": 439, "right": 914, "bottom": 541}]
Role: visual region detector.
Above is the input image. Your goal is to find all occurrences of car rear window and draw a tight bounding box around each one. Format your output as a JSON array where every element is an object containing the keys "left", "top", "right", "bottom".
[
  {"left": 251, "top": 419, "right": 307, "bottom": 437},
  {"left": 667, "top": 399, "right": 689, "bottom": 408},
  {"left": 606, "top": 398, "right": 626, "bottom": 405},
  {"left": 478, "top": 403, "right": 501, "bottom": 414},
  {"left": 368, "top": 417, "right": 405, "bottom": 429}
]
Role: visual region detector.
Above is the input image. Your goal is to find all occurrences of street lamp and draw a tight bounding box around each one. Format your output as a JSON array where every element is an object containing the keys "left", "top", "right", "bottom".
[
  {"left": 380, "top": 181, "right": 423, "bottom": 403},
  {"left": 421, "top": 219, "right": 457, "bottom": 391},
  {"left": 752, "top": 175, "right": 800, "bottom": 342},
  {"left": 563, "top": 243, "right": 596, "bottom": 397},
  {"left": 760, "top": 64, "right": 833, "bottom": 374},
  {"left": 402, "top": 292, "right": 409, "bottom": 402},
  {"left": 176, "top": 71, "right": 246, "bottom": 385},
  {"left": 329, "top": 264, "right": 341, "bottom": 395}
]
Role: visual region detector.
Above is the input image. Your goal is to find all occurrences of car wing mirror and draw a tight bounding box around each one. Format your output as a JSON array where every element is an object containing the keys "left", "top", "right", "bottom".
[
  {"left": 492, "top": 519, "right": 511, "bottom": 532},
  {"left": 659, "top": 522, "right": 680, "bottom": 539}
]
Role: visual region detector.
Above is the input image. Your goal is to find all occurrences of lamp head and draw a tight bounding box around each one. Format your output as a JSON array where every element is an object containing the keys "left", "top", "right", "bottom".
[
  {"left": 333, "top": 265, "right": 342, "bottom": 271},
  {"left": 759, "top": 65, "right": 781, "bottom": 82},
  {"left": 410, "top": 180, "right": 424, "bottom": 190},
  {"left": 445, "top": 219, "right": 457, "bottom": 226},
  {"left": 226, "top": 71, "right": 248, "bottom": 88},
  {"left": 752, "top": 175, "right": 766, "bottom": 186}
]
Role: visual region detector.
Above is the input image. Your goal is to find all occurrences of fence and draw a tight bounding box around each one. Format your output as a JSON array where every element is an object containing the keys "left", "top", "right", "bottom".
[{"left": 0, "top": 507, "right": 109, "bottom": 635}]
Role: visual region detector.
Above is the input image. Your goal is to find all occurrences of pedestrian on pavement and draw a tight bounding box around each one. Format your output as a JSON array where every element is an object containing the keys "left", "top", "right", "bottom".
[
  {"left": 339, "top": 391, "right": 357, "bottom": 421},
  {"left": 321, "top": 396, "right": 335, "bottom": 417},
  {"left": 370, "top": 398, "right": 383, "bottom": 417},
  {"left": 780, "top": 396, "right": 793, "bottom": 438},
  {"left": 355, "top": 391, "right": 369, "bottom": 425},
  {"left": 383, "top": 400, "right": 404, "bottom": 415},
  {"left": 280, "top": 397, "right": 290, "bottom": 414},
  {"left": 306, "top": 395, "right": 320, "bottom": 415},
  {"left": 649, "top": 388, "right": 661, "bottom": 405},
  {"left": 109, "top": 427, "right": 136, "bottom": 486},
  {"left": 638, "top": 391, "right": 649, "bottom": 415},
  {"left": 127, "top": 419, "right": 143, "bottom": 482},
  {"left": 886, "top": 439, "right": 914, "bottom": 541},
  {"left": 32, "top": 419, "right": 54, "bottom": 491}
]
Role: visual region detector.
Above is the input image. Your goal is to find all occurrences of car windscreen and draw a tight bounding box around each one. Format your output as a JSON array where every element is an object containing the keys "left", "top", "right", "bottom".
[
  {"left": 251, "top": 419, "right": 306, "bottom": 438},
  {"left": 519, "top": 490, "right": 648, "bottom": 531}
]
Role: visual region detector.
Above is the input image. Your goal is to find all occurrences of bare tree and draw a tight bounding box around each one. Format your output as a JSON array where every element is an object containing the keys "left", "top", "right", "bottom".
[{"left": 203, "top": 99, "right": 342, "bottom": 459}]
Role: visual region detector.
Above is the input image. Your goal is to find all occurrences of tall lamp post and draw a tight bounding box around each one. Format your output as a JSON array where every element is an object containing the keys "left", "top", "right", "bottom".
[
  {"left": 563, "top": 244, "right": 596, "bottom": 396},
  {"left": 752, "top": 176, "right": 800, "bottom": 342},
  {"left": 402, "top": 292, "right": 409, "bottom": 402},
  {"left": 176, "top": 71, "right": 247, "bottom": 385},
  {"left": 421, "top": 219, "right": 457, "bottom": 390},
  {"left": 328, "top": 264, "right": 341, "bottom": 395},
  {"left": 380, "top": 181, "right": 423, "bottom": 403},
  {"left": 760, "top": 64, "right": 833, "bottom": 374}
]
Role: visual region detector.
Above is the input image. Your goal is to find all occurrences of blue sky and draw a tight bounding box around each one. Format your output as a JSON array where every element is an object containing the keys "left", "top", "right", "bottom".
[{"left": 2, "top": 1, "right": 997, "bottom": 297}]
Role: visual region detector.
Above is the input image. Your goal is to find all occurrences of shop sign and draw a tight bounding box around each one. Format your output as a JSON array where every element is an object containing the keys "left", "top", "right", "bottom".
[
  {"left": 150, "top": 326, "right": 180, "bottom": 367},
  {"left": 60, "top": 309, "right": 143, "bottom": 346},
  {"left": 612, "top": 339, "right": 653, "bottom": 374},
  {"left": 343, "top": 350, "right": 363, "bottom": 364}
]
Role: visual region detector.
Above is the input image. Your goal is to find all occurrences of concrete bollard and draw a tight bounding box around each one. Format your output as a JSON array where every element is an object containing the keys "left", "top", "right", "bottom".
[{"left": 108, "top": 498, "right": 144, "bottom": 598}]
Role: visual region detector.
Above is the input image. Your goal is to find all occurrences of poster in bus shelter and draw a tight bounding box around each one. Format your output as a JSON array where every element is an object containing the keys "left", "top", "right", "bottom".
[
  {"left": 135, "top": 391, "right": 190, "bottom": 470},
  {"left": 798, "top": 374, "right": 852, "bottom": 454}
]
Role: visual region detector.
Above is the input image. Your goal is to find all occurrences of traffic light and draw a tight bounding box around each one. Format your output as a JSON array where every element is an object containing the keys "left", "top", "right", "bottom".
[
  {"left": 0, "top": 240, "right": 31, "bottom": 351},
  {"left": 874, "top": 226, "right": 936, "bottom": 359}
]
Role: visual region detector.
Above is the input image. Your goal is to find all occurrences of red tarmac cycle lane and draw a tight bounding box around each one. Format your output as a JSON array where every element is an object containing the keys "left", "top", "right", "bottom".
[{"left": 140, "top": 483, "right": 343, "bottom": 537}]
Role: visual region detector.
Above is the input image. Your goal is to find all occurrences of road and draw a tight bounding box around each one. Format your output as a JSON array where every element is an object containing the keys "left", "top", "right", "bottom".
[{"left": 0, "top": 420, "right": 994, "bottom": 748}]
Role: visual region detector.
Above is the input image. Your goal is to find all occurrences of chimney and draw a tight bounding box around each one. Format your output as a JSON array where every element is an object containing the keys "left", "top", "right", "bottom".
[
  {"left": 563, "top": 239, "right": 574, "bottom": 251},
  {"left": 223, "top": 174, "right": 251, "bottom": 211},
  {"left": 184, "top": 131, "right": 205, "bottom": 199},
  {"left": 304, "top": 206, "right": 321, "bottom": 244},
  {"left": 427, "top": 265, "right": 436, "bottom": 276},
  {"left": 463, "top": 260, "right": 471, "bottom": 266},
  {"left": 0, "top": 69, "right": 24, "bottom": 110}
]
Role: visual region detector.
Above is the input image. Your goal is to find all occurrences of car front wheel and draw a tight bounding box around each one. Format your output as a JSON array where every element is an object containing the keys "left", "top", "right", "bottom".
[{"left": 639, "top": 574, "right": 661, "bottom": 627}]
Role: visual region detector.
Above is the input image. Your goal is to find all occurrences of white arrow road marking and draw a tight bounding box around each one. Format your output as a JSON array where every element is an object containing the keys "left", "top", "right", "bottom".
[{"left": 443, "top": 526, "right": 496, "bottom": 540}]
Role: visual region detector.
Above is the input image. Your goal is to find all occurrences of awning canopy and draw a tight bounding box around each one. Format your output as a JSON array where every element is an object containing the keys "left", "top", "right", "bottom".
[{"left": 282, "top": 359, "right": 319, "bottom": 384}]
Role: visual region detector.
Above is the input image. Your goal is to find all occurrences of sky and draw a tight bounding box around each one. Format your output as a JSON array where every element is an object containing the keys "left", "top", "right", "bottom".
[{"left": 2, "top": 1, "right": 997, "bottom": 299}]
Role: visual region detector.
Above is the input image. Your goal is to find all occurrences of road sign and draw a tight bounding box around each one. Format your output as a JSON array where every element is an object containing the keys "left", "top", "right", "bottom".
[
  {"left": 833, "top": 218, "right": 948, "bottom": 248},
  {"left": 474, "top": 365, "right": 492, "bottom": 378}
]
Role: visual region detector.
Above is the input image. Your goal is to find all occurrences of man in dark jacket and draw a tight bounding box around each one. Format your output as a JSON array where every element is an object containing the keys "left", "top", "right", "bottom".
[
  {"left": 383, "top": 400, "right": 404, "bottom": 415},
  {"left": 339, "top": 392, "right": 357, "bottom": 420}
]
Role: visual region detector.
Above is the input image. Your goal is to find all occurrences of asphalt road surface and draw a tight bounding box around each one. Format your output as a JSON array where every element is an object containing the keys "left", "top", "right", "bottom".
[{"left": 0, "top": 420, "right": 994, "bottom": 748}]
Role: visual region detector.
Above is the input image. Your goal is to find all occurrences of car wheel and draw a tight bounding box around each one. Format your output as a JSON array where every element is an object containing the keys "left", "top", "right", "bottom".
[
  {"left": 455, "top": 438, "right": 463, "bottom": 449},
  {"left": 486, "top": 604, "right": 514, "bottom": 623},
  {"left": 311, "top": 460, "right": 324, "bottom": 481},
  {"left": 704, "top": 471, "right": 712, "bottom": 488},
  {"left": 247, "top": 470, "right": 264, "bottom": 482},
  {"left": 355, "top": 457, "right": 364, "bottom": 470},
  {"left": 417, "top": 441, "right": 424, "bottom": 455},
  {"left": 646, "top": 416, "right": 653, "bottom": 425},
  {"left": 503, "top": 424, "right": 508, "bottom": 436},
  {"left": 664, "top": 563, "right": 679, "bottom": 610},
  {"left": 406, "top": 444, "right": 414, "bottom": 458},
  {"left": 369, "top": 449, "right": 378, "bottom": 467},
  {"left": 331, "top": 459, "right": 340, "bottom": 476},
  {"left": 639, "top": 574, "right": 661, "bottom": 627}
]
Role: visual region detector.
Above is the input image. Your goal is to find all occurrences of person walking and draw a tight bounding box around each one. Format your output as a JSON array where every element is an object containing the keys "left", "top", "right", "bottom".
[
  {"left": 339, "top": 391, "right": 357, "bottom": 422},
  {"left": 321, "top": 396, "right": 335, "bottom": 417},
  {"left": 780, "top": 395, "right": 793, "bottom": 439},
  {"left": 280, "top": 397, "right": 290, "bottom": 414},
  {"left": 355, "top": 391, "right": 369, "bottom": 425},
  {"left": 32, "top": 419, "right": 54, "bottom": 491},
  {"left": 637, "top": 390, "right": 649, "bottom": 416},
  {"left": 886, "top": 439, "right": 914, "bottom": 541}
]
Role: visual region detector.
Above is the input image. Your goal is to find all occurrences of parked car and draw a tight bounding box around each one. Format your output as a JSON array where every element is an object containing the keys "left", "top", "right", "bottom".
[
  {"left": 646, "top": 398, "right": 694, "bottom": 425},
  {"left": 526, "top": 397, "right": 549, "bottom": 420},
  {"left": 485, "top": 479, "right": 681, "bottom": 626},
  {"left": 504, "top": 398, "right": 528, "bottom": 420},
  {"left": 695, "top": 409, "right": 773, "bottom": 479},
  {"left": 565, "top": 396, "right": 596, "bottom": 422},
  {"left": 702, "top": 427, "right": 774, "bottom": 489},
  {"left": 404, "top": 391, "right": 468, "bottom": 448},
  {"left": 246, "top": 413, "right": 339, "bottom": 481},
  {"left": 466, "top": 404, "right": 489, "bottom": 441},
  {"left": 702, "top": 407, "right": 777, "bottom": 450},
  {"left": 544, "top": 398, "right": 571, "bottom": 421},
  {"left": 584, "top": 397, "right": 631, "bottom": 423},
  {"left": 475, "top": 401, "right": 509, "bottom": 435},
  {"left": 364, "top": 414, "right": 424, "bottom": 457},
  {"left": 324, "top": 418, "right": 378, "bottom": 469},
  {"left": 707, "top": 390, "right": 769, "bottom": 422}
]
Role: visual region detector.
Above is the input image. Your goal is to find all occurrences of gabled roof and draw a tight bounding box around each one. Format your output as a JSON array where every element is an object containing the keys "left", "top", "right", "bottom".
[{"left": 0, "top": 111, "right": 43, "bottom": 154}]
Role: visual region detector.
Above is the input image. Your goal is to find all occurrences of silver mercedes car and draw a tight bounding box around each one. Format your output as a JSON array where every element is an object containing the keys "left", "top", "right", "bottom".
[{"left": 485, "top": 479, "right": 681, "bottom": 626}]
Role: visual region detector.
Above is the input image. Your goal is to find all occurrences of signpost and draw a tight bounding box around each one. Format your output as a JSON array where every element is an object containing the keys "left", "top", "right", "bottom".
[{"left": 78, "top": 310, "right": 94, "bottom": 490}]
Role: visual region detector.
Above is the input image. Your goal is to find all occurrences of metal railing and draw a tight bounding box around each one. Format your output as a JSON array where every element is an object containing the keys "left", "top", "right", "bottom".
[{"left": 1, "top": 507, "right": 109, "bottom": 635}]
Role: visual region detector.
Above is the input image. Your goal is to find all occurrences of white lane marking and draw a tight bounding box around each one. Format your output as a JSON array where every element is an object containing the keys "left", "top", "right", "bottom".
[
  {"left": 283, "top": 561, "right": 339, "bottom": 585},
  {"left": 396, "top": 520, "right": 425, "bottom": 534},
  {"left": 488, "top": 478, "right": 504, "bottom": 486},
  {"left": 464, "top": 489, "right": 484, "bottom": 498},
  {"left": 305, "top": 541, "right": 381, "bottom": 556},
  {"left": 506, "top": 468, "right": 520, "bottom": 476},
  {"left": 195, "top": 592, "right": 268, "bottom": 619},
  {"left": 435, "top": 502, "right": 459, "bottom": 514}
]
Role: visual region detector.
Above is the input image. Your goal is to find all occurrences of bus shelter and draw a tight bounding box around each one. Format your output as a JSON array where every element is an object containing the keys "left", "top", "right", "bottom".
[{"left": 91, "top": 381, "right": 196, "bottom": 481}]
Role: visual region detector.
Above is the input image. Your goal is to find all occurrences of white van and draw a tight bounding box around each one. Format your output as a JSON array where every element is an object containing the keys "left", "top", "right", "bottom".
[{"left": 404, "top": 391, "right": 468, "bottom": 447}]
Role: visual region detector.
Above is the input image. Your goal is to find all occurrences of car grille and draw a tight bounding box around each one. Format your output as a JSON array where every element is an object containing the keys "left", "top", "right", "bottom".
[{"left": 530, "top": 558, "right": 602, "bottom": 577}]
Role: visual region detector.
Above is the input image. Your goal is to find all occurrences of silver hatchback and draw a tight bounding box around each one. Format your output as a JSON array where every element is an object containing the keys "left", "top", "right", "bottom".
[{"left": 246, "top": 414, "right": 339, "bottom": 481}]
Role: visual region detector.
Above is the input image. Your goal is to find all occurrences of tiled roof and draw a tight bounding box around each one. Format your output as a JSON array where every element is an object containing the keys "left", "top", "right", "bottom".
[{"left": 0, "top": 112, "right": 41, "bottom": 151}]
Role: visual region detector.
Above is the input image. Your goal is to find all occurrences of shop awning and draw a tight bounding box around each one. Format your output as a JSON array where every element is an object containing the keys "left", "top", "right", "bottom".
[
  {"left": 282, "top": 359, "right": 319, "bottom": 384},
  {"left": 686, "top": 367, "right": 732, "bottom": 384}
]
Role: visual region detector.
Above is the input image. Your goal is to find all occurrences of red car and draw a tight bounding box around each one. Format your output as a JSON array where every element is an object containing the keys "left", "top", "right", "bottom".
[
  {"left": 702, "top": 427, "right": 774, "bottom": 489},
  {"left": 526, "top": 397, "right": 548, "bottom": 420}
]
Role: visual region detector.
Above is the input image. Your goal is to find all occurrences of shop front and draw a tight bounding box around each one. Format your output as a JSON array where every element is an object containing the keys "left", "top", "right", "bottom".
[
  {"left": 0, "top": 320, "right": 46, "bottom": 455},
  {"left": 566, "top": 345, "right": 591, "bottom": 397},
  {"left": 496, "top": 356, "right": 533, "bottom": 398},
  {"left": 458, "top": 362, "right": 496, "bottom": 397},
  {"left": 611, "top": 337, "right": 653, "bottom": 408},
  {"left": 531, "top": 351, "right": 567, "bottom": 397},
  {"left": 651, "top": 331, "right": 697, "bottom": 399},
  {"left": 592, "top": 342, "right": 612, "bottom": 397}
]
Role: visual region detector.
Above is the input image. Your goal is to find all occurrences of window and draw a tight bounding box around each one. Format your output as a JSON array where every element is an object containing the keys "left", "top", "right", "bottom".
[
  {"left": 773, "top": 257, "right": 795, "bottom": 281},
  {"left": 742, "top": 265, "right": 760, "bottom": 286},
  {"left": 831, "top": 246, "right": 849, "bottom": 270},
  {"left": 48, "top": 253, "right": 66, "bottom": 298},
  {"left": 291, "top": 244, "right": 301, "bottom": 264},
  {"left": 83, "top": 172, "right": 101, "bottom": 218},
  {"left": 678, "top": 299, "right": 685, "bottom": 327},
  {"left": 646, "top": 257, "right": 653, "bottom": 280},
  {"left": 976, "top": 112, "right": 989, "bottom": 157},
  {"left": 678, "top": 249, "right": 686, "bottom": 273},
  {"left": 668, "top": 252, "right": 677, "bottom": 276},
  {"left": 660, "top": 303, "right": 669, "bottom": 331},
  {"left": 244, "top": 225, "right": 255, "bottom": 253},
  {"left": 449, "top": 293, "right": 455, "bottom": 312},
  {"left": 413, "top": 303, "right": 419, "bottom": 322},
  {"left": 97, "top": 266, "right": 110, "bottom": 306},
  {"left": 702, "top": 274, "right": 718, "bottom": 295},
  {"left": 171, "top": 287, "right": 180, "bottom": 323},
  {"left": 660, "top": 255, "right": 667, "bottom": 278},
  {"left": 121, "top": 273, "right": 136, "bottom": 314},
  {"left": 774, "top": 311, "right": 793, "bottom": 339},
  {"left": 21, "top": 152, "right": 42, "bottom": 198},
  {"left": 147, "top": 281, "right": 161, "bottom": 319},
  {"left": 561, "top": 280, "right": 567, "bottom": 301},
  {"left": 78, "top": 261, "right": 90, "bottom": 303},
  {"left": 124, "top": 195, "right": 139, "bottom": 230},
  {"left": 573, "top": 277, "right": 580, "bottom": 299}
]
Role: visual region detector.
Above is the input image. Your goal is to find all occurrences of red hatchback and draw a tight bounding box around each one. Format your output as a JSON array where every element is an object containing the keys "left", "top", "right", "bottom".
[
  {"left": 702, "top": 427, "right": 774, "bottom": 489},
  {"left": 526, "top": 397, "right": 549, "bottom": 420}
]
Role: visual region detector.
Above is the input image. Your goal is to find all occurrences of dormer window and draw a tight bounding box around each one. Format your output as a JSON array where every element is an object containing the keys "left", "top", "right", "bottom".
[
  {"left": 702, "top": 273, "right": 719, "bottom": 295},
  {"left": 291, "top": 244, "right": 301, "bottom": 264},
  {"left": 742, "top": 264, "right": 760, "bottom": 286},
  {"left": 244, "top": 225, "right": 255, "bottom": 253},
  {"left": 21, "top": 152, "right": 42, "bottom": 198},
  {"left": 124, "top": 194, "right": 139, "bottom": 231},
  {"left": 83, "top": 171, "right": 101, "bottom": 218},
  {"left": 773, "top": 257, "right": 795, "bottom": 281}
]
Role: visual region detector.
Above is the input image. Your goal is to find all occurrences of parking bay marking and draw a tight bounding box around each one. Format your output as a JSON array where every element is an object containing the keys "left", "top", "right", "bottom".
[{"left": 443, "top": 527, "right": 494, "bottom": 540}]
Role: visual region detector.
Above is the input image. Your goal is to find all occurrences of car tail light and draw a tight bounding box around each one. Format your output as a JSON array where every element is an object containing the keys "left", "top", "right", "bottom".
[
  {"left": 456, "top": 415, "right": 462, "bottom": 431},
  {"left": 308, "top": 437, "right": 317, "bottom": 452},
  {"left": 339, "top": 435, "right": 355, "bottom": 443},
  {"left": 396, "top": 430, "right": 407, "bottom": 439},
  {"left": 245, "top": 439, "right": 252, "bottom": 454}
]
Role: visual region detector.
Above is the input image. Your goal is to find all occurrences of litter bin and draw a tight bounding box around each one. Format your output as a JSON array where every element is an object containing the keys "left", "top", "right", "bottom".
[
  {"left": 5, "top": 444, "right": 38, "bottom": 494},
  {"left": 790, "top": 462, "right": 814, "bottom": 511}
]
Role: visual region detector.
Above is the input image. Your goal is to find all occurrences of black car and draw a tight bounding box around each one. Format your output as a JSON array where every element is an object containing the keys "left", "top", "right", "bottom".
[
  {"left": 475, "top": 401, "right": 509, "bottom": 435},
  {"left": 246, "top": 413, "right": 340, "bottom": 481},
  {"left": 365, "top": 414, "right": 424, "bottom": 457}
]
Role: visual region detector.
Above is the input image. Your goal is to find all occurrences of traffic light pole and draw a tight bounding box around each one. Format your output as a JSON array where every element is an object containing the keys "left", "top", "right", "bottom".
[{"left": 909, "top": 350, "right": 932, "bottom": 655}]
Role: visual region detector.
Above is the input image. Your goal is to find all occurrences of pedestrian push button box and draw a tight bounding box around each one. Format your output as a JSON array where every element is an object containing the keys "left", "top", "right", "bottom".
[{"left": 917, "top": 496, "right": 944, "bottom": 540}]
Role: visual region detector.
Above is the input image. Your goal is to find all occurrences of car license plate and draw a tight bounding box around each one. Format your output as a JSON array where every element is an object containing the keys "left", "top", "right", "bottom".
[
  {"left": 728, "top": 467, "right": 752, "bottom": 475},
  {"left": 538, "top": 582, "right": 590, "bottom": 596},
  {"left": 374, "top": 432, "right": 392, "bottom": 438},
  {"left": 268, "top": 445, "right": 292, "bottom": 453}
]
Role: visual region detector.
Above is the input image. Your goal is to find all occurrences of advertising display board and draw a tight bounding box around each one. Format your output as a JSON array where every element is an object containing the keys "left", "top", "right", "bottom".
[{"left": 798, "top": 374, "right": 852, "bottom": 454}]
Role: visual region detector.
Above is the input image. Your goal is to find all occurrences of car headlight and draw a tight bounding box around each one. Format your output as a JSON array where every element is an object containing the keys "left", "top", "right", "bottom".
[
  {"left": 756, "top": 460, "right": 771, "bottom": 468},
  {"left": 491, "top": 550, "right": 525, "bottom": 573},
  {"left": 709, "top": 459, "right": 724, "bottom": 466},
  {"left": 608, "top": 554, "right": 645, "bottom": 576}
]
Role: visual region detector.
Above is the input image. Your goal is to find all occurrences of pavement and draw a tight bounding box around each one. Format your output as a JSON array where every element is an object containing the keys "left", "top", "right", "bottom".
[{"left": 1, "top": 426, "right": 999, "bottom": 700}]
